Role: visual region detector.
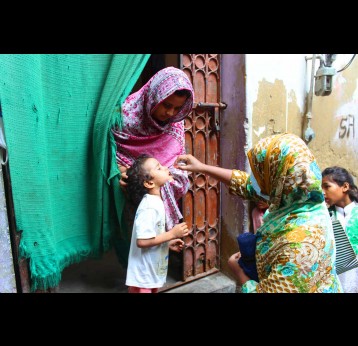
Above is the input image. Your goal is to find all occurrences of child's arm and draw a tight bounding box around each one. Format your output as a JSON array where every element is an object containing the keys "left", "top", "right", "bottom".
[{"left": 137, "top": 222, "right": 189, "bottom": 248}]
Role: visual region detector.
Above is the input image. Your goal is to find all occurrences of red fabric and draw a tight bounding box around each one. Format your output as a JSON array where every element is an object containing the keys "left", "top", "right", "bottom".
[{"left": 128, "top": 286, "right": 159, "bottom": 293}]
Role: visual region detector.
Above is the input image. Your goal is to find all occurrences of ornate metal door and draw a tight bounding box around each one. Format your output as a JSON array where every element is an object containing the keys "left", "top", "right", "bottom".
[{"left": 180, "top": 54, "right": 225, "bottom": 281}]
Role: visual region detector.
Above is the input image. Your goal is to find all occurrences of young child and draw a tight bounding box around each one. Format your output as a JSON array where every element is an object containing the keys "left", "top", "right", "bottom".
[
  {"left": 124, "top": 154, "right": 189, "bottom": 293},
  {"left": 251, "top": 200, "right": 269, "bottom": 233},
  {"left": 322, "top": 166, "right": 358, "bottom": 293}
]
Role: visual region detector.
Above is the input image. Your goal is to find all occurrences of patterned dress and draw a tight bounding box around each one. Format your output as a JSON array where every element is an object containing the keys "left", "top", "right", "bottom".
[{"left": 229, "top": 133, "right": 342, "bottom": 293}]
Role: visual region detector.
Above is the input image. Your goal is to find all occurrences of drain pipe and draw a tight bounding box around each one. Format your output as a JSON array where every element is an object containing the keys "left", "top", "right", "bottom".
[{"left": 304, "top": 54, "right": 317, "bottom": 143}]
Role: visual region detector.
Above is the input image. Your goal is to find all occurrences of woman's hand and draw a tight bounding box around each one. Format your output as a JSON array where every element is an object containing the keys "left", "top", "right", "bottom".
[
  {"left": 228, "top": 251, "right": 251, "bottom": 286},
  {"left": 230, "top": 251, "right": 242, "bottom": 261},
  {"left": 174, "top": 154, "right": 233, "bottom": 185},
  {"left": 119, "top": 165, "right": 129, "bottom": 189},
  {"left": 174, "top": 154, "right": 205, "bottom": 173}
]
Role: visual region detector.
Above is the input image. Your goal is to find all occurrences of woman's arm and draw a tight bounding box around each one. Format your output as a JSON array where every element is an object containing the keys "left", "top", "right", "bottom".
[
  {"left": 228, "top": 252, "right": 251, "bottom": 285},
  {"left": 175, "top": 154, "right": 256, "bottom": 201},
  {"left": 175, "top": 154, "right": 232, "bottom": 185}
]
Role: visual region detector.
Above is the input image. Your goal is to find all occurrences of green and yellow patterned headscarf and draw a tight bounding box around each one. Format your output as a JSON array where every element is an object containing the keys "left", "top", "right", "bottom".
[{"left": 247, "top": 133, "right": 324, "bottom": 212}]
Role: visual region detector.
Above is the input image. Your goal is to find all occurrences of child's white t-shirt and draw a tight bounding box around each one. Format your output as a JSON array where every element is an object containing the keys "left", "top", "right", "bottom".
[{"left": 125, "top": 194, "right": 169, "bottom": 289}]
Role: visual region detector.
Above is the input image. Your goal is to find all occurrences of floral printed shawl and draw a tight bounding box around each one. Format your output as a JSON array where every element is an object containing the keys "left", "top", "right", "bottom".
[
  {"left": 112, "top": 67, "right": 194, "bottom": 230},
  {"left": 229, "top": 133, "right": 342, "bottom": 293}
]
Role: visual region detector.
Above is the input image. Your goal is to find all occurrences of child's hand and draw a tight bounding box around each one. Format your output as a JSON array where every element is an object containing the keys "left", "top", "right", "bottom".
[
  {"left": 256, "top": 200, "right": 268, "bottom": 210},
  {"left": 169, "top": 238, "right": 184, "bottom": 252},
  {"left": 171, "top": 222, "right": 189, "bottom": 238}
]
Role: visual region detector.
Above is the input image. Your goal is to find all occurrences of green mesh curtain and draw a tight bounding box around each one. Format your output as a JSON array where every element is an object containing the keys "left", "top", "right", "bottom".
[{"left": 0, "top": 54, "right": 150, "bottom": 291}]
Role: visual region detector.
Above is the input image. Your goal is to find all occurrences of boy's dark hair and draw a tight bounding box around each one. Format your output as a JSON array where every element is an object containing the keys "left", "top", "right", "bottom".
[
  {"left": 125, "top": 154, "right": 153, "bottom": 206},
  {"left": 322, "top": 166, "right": 358, "bottom": 202},
  {"left": 174, "top": 89, "right": 191, "bottom": 98}
]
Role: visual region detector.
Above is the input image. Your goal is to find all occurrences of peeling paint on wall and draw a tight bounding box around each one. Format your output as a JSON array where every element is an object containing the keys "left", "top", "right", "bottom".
[
  {"left": 311, "top": 57, "right": 358, "bottom": 180},
  {"left": 252, "top": 79, "right": 286, "bottom": 141},
  {"left": 251, "top": 78, "right": 303, "bottom": 145},
  {"left": 246, "top": 54, "right": 358, "bottom": 181},
  {"left": 253, "top": 126, "right": 266, "bottom": 137}
]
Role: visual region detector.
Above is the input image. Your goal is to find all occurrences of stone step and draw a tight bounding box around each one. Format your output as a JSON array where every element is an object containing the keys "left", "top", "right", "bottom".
[{"left": 165, "top": 272, "right": 237, "bottom": 293}]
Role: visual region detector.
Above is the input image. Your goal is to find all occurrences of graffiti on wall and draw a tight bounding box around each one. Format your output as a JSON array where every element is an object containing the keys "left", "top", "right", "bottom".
[{"left": 339, "top": 114, "right": 355, "bottom": 139}]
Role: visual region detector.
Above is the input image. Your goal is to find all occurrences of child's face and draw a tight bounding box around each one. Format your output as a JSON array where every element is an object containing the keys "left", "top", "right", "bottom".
[
  {"left": 321, "top": 176, "right": 348, "bottom": 207},
  {"left": 151, "top": 93, "right": 187, "bottom": 123},
  {"left": 143, "top": 158, "right": 174, "bottom": 187}
]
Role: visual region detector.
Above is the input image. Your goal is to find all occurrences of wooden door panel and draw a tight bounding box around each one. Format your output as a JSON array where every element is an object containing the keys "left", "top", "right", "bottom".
[{"left": 181, "top": 54, "right": 221, "bottom": 280}]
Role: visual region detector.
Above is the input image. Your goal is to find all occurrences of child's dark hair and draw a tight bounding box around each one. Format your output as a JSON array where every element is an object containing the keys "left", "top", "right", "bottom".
[
  {"left": 174, "top": 89, "right": 191, "bottom": 98},
  {"left": 322, "top": 166, "right": 358, "bottom": 202},
  {"left": 125, "top": 154, "right": 153, "bottom": 206}
]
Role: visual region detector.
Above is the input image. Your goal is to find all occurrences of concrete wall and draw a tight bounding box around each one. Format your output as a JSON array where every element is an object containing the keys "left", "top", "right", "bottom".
[
  {"left": 246, "top": 54, "right": 307, "bottom": 147},
  {"left": 310, "top": 54, "right": 358, "bottom": 180},
  {"left": 245, "top": 53, "right": 358, "bottom": 178}
]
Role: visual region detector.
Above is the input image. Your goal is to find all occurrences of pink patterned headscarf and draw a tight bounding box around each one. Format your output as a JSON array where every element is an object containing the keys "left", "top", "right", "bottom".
[{"left": 112, "top": 66, "right": 194, "bottom": 230}]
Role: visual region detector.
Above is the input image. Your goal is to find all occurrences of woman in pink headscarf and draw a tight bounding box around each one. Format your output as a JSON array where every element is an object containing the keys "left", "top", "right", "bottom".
[{"left": 112, "top": 67, "right": 194, "bottom": 233}]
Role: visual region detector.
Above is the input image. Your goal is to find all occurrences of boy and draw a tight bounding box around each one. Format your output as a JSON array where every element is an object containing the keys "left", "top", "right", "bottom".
[{"left": 124, "top": 154, "right": 189, "bottom": 293}]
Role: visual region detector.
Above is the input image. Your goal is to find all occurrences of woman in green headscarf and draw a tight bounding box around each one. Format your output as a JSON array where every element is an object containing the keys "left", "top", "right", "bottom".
[{"left": 174, "top": 133, "right": 342, "bottom": 293}]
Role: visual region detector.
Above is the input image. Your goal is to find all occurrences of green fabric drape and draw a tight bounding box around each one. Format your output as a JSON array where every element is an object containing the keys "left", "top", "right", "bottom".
[{"left": 0, "top": 54, "right": 150, "bottom": 291}]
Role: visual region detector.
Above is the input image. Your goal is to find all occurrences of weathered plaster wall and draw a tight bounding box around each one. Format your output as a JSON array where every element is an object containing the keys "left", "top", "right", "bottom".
[
  {"left": 246, "top": 54, "right": 307, "bottom": 148},
  {"left": 309, "top": 55, "right": 358, "bottom": 180},
  {"left": 245, "top": 54, "right": 358, "bottom": 180}
]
